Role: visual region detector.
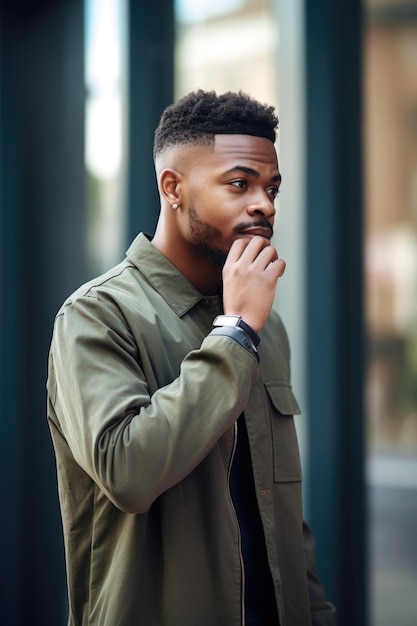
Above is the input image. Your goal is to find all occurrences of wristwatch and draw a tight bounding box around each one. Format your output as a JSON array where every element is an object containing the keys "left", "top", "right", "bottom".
[
  {"left": 210, "top": 315, "right": 261, "bottom": 362},
  {"left": 212, "top": 315, "right": 260, "bottom": 347}
]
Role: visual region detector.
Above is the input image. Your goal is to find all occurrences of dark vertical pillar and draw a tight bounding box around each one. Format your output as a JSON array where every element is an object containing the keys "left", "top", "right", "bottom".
[
  {"left": 0, "top": 1, "right": 86, "bottom": 623},
  {"left": 126, "top": 0, "right": 175, "bottom": 239},
  {"left": 0, "top": 7, "right": 22, "bottom": 621},
  {"left": 305, "top": 1, "right": 366, "bottom": 625}
]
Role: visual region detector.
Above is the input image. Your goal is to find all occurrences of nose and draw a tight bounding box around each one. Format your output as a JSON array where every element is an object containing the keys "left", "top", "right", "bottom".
[{"left": 247, "top": 191, "right": 276, "bottom": 219}]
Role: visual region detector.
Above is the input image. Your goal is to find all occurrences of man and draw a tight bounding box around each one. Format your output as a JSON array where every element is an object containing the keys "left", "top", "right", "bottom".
[{"left": 47, "top": 90, "right": 336, "bottom": 625}]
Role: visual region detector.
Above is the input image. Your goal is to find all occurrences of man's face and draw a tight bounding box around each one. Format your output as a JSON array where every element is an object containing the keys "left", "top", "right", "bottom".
[{"left": 176, "top": 134, "right": 281, "bottom": 266}]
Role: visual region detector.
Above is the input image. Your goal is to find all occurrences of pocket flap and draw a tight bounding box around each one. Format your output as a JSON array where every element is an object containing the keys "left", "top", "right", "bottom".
[{"left": 265, "top": 382, "right": 301, "bottom": 416}]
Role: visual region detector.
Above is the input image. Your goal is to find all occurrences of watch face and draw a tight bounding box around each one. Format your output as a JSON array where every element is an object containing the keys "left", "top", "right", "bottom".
[{"left": 214, "top": 315, "right": 240, "bottom": 327}]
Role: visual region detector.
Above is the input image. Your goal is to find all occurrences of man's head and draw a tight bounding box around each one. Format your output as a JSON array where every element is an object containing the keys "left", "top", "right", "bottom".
[
  {"left": 152, "top": 90, "right": 281, "bottom": 285},
  {"left": 153, "top": 90, "right": 278, "bottom": 160}
]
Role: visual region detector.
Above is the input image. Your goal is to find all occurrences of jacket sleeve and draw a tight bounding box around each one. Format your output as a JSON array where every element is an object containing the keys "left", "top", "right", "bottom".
[
  {"left": 48, "top": 294, "right": 259, "bottom": 514},
  {"left": 303, "top": 521, "right": 338, "bottom": 625}
]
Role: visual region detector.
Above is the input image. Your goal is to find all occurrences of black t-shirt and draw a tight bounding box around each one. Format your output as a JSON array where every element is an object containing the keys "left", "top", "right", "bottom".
[{"left": 229, "top": 415, "right": 280, "bottom": 626}]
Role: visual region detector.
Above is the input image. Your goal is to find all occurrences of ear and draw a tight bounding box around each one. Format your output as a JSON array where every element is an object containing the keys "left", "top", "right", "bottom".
[{"left": 159, "top": 168, "right": 183, "bottom": 207}]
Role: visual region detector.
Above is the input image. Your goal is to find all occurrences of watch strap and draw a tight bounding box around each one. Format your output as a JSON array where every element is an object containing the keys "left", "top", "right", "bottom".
[{"left": 212, "top": 315, "right": 260, "bottom": 347}]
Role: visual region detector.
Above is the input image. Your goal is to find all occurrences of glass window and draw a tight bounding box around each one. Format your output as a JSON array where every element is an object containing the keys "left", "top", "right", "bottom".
[
  {"left": 175, "top": 0, "right": 278, "bottom": 104},
  {"left": 84, "top": 0, "right": 128, "bottom": 274},
  {"left": 363, "top": 2, "right": 417, "bottom": 624}
]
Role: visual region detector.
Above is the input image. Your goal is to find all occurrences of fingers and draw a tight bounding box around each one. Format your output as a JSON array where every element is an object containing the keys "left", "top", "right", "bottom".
[
  {"left": 276, "top": 258, "right": 286, "bottom": 278},
  {"left": 225, "top": 236, "right": 283, "bottom": 272},
  {"left": 226, "top": 236, "right": 270, "bottom": 263}
]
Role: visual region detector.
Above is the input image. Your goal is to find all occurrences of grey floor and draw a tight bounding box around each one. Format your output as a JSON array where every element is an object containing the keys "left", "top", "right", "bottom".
[{"left": 367, "top": 455, "right": 417, "bottom": 626}]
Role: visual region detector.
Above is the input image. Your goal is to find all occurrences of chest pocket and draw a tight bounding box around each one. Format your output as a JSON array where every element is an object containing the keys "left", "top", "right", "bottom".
[{"left": 265, "top": 381, "right": 303, "bottom": 483}]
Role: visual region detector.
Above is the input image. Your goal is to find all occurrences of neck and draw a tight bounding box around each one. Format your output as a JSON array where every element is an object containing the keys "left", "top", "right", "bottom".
[{"left": 152, "top": 227, "right": 222, "bottom": 296}]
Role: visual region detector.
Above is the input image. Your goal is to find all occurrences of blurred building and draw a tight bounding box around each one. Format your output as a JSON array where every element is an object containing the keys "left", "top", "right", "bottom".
[{"left": 363, "top": 2, "right": 417, "bottom": 624}]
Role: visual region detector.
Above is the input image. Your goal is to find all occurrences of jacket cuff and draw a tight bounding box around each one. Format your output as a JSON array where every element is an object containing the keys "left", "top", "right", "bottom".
[{"left": 208, "top": 326, "right": 260, "bottom": 362}]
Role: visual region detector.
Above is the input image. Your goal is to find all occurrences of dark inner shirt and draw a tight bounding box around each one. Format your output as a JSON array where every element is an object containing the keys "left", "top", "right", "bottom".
[{"left": 229, "top": 415, "right": 280, "bottom": 626}]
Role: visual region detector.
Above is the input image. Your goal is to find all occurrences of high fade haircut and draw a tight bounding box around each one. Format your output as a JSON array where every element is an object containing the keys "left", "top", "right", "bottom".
[{"left": 153, "top": 89, "right": 279, "bottom": 159}]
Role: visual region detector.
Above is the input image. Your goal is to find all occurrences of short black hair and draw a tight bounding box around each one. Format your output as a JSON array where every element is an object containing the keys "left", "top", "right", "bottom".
[{"left": 153, "top": 89, "right": 278, "bottom": 158}]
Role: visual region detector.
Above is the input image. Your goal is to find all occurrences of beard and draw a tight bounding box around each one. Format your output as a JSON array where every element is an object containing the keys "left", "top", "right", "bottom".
[{"left": 188, "top": 206, "right": 228, "bottom": 267}]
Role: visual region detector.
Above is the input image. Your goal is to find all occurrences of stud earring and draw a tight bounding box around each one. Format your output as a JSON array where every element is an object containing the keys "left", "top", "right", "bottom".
[{"left": 172, "top": 203, "right": 179, "bottom": 210}]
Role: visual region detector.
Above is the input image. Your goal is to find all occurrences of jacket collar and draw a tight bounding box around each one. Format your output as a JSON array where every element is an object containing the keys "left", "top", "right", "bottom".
[{"left": 126, "top": 233, "right": 220, "bottom": 317}]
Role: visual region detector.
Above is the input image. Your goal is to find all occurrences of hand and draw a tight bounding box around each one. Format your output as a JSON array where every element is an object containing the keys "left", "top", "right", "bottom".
[{"left": 222, "top": 236, "right": 286, "bottom": 333}]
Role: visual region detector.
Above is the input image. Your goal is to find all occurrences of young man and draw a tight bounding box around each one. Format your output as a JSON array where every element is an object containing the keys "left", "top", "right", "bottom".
[{"left": 47, "top": 90, "right": 336, "bottom": 625}]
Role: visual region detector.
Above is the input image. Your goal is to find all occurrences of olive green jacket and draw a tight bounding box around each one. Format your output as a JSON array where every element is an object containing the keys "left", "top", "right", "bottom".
[{"left": 47, "top": 233, "right": 336, "bottom": 626}]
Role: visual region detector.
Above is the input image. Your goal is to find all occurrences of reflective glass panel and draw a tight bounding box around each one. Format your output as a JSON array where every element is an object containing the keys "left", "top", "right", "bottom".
[{"left": 363, "top": 2, "right": 417, "bottom": 624}]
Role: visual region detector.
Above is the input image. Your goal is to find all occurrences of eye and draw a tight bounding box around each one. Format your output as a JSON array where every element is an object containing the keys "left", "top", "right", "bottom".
[
  {"left": 230, "top": 179, "right": 248, "bottom": 190},
  {"left": 266, "top": 186, "right": 280, "bottom": 200}
]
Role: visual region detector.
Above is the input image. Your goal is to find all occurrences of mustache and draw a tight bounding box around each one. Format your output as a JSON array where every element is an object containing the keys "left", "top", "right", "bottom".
[{"left": 233, "top": 220, "right": 274, "bottom": 235}]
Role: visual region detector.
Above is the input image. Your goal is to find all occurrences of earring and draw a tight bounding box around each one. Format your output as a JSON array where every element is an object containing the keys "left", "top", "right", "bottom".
[{"left": 172, "top": 203, "right": 179, "bottom": 210}]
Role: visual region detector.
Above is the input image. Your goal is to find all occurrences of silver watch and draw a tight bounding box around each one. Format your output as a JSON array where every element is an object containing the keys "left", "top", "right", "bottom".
[{"left": 212, "top": 315, "right": 260, "bottom": 347}]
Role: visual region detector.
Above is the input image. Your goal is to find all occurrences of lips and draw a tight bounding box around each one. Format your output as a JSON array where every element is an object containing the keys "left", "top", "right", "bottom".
[{"left": 238, "top": 226, "right": 273, "bottom": 239}]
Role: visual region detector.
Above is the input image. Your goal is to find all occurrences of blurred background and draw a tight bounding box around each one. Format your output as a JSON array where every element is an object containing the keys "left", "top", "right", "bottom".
[{"left": 1, "top": 0, "right": 416, "bottom": 624}]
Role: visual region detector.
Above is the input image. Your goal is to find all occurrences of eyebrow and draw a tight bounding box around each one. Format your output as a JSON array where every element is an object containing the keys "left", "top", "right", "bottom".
[{"left": 224, "top": 166, "right": 282, "bottom": 183}]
